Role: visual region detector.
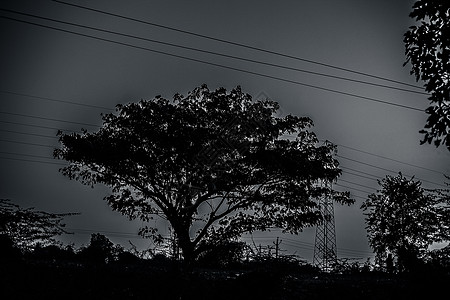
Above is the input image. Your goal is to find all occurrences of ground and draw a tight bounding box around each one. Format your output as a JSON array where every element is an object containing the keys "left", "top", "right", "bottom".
[{"left": 1, "top": 258, "right": 448, "bottom": 299}]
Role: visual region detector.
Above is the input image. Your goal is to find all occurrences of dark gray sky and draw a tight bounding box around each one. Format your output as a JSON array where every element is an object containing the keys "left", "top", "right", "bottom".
[{"left": 1, "top": 0, "right": 449, "bottom": 262}]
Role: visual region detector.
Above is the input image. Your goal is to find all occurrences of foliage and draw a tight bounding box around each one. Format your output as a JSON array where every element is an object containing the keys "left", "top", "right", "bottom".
[
  {"left": 79, "top": 233, "right": 118, "bottom": 264},
  {"left": 0, "top": 198, "right": 77, "bottom": 251},
  {"left": 427, "top": 243, "right": 450, "bottom": 270},
  {"left": 196, "top": 239, "right": 246, "bottom": 268},
  {"left": 32, "top": 243, "right": 77, "bottom": 263},
  {"left": 361, "top": 173, "right": 443, "bottom": 272},
  {"left": 431, "top": 179, "right": 450, "bottom": 239},
  {"left": 54, "top": 84, "right": 353, "bottom": 264},
  {"left": 403, "top": 0, "right": 450, "bottom": 150},
  {"left": 332, "top": 258, "right": 372, "bottom": 275}
]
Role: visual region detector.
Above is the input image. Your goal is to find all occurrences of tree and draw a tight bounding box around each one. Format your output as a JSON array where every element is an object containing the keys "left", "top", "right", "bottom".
[
  {"left": 54, "top": 84, "right": 353, "bottom": 266},
  {"left": 403, "top": 0, "right": 450, "bottom": 150},
  {"left": 361, "top": 173, "right": 442, "bottom": 272},
  {"left": 432, "top": 180, "right": 450, "bottom": 241},
  {"left": 79, "top": 233, "right": 116, "bottom": 264},
  {"left": 32, "top": 243, "right": 76, "bottom": 263},
  {"left": 0, "top": 199, "right": 77, "bottom": 251},
  {"left": 428, "top": 243, "right": 450, "bottom": 271},
  {"left": 196, "top": 239, "right": 246, "bottom": 268}
]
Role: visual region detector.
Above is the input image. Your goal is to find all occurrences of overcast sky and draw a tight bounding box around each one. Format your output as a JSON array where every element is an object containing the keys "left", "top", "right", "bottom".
[{"left": 1, "top": 0, "right": 449, "bottom": 262}]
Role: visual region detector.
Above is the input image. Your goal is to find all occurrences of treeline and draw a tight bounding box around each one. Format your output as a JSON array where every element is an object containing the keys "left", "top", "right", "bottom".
[
  {"left": 2, "top": 229, "right": 450, "bottom": 275},
  {"left": 1, "top": 231, "right": 314, "bottom": 271},
  {"left": 1, "top": 195, "right": 450, "bottom": 300},
  {"left": 1, "top": 232, "right": 449, "bottom": 300}
]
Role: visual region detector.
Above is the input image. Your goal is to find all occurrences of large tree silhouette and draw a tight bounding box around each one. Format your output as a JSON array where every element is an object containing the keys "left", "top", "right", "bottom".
[
  {"left": 54, "top": 84, "right": 352, "bottom": 266},
  {"left": 404, "top": 0, "right": 450, "bottom": 150}
]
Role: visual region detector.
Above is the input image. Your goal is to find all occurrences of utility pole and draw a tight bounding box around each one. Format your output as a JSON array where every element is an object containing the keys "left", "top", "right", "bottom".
[
  {"left": 273, "top": 237, "right": 282, "bottom": 259},
  {"left": 313, "top": 181, "right": 337, "bottom": 272}
]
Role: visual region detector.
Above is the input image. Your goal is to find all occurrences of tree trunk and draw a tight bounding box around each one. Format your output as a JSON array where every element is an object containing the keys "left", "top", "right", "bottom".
[{"left": 172, "top": 220, "right": 196, "bottom": 273}]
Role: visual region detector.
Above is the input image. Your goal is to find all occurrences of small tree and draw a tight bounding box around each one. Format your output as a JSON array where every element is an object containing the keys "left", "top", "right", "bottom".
[
  {"left": 79, "top": 233, "right": 116, "bottom": 264},
  {"left": 0, "top": 199, "right": 77, "bottom": 251},
  {"left": 361, "top": 173, "right": 442, "bottom": 272},
  {"left": 55, "top": 84, "right": 353, "bottom": 267},
  {"left": 428, "top": 244, "right": 450, "bottom": 271},
  {"left": 196, "top": 239, "right": 246, "bottom": 268},
  {"left": 403, "top": 0, "right": 450, "bottom": 150}
]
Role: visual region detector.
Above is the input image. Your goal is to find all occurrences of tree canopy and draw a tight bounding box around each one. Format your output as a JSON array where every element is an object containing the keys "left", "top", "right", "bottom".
[
  {"left": 79, "top": 233, "right": 117, "bottom": 264},
  {"left": 0, "top": 199, "right": 76, "bottom": 251},
  {"left": 54, "top": 84, "right": 353, "bottom": 264},
  {"left": 404, "top": 0, "right": 450, "bottom": 150},
  {"left": 361, "top": 173, "right": 445, "bottom": 272}
]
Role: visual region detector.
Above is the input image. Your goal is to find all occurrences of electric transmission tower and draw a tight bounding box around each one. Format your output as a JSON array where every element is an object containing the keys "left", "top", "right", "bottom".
[{"left": 313, "top": 181, "right": 337, "bottom": 272}]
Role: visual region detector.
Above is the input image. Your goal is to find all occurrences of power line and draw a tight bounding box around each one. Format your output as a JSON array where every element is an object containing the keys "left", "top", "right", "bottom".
[
  {"left": 294, "top": 135, "right": 447, "bottom": 178},
  {"left": 338, "top": 179, "right": 377, "bottom": 192},
  {"left": 0, "top": 150, "right": 64, "bottom": 166},
  {"left": 69, "top": 227, "right": 374, "bottom": 257},
  {"left": 0, "top": 110, "right": 99, "bottom": 127},
  {"left": 336, "top": 251, "right": 370, "bottom": 257},
  {"left": 0, "top": 138, "right": 56, "bottom": 148},
  {"left": 0, "top": 155, "right": 65, "bottom": 166},
  {"left": 2, "top": 111, "right": 445, "bottom": 188},
  {"left": 338, "top": 144, "right": 445, "bottom": 175},
  {"left": 282, "top": 237, "right": 374, "bottom": 258},
  {"left": 0, "top": 120, "right": 70, "bottom": 131},
  {"left": 346, "top": 194, "right": 367, "bottom": 201},
  {"left": 0, "top": 8, "right": 428, "bottom": 96},
  {"left": 0, "top": 151, "right": 54, "bottom": 161},
  {"left": 65, "top": 227, "right": 374, "bottom": 259},
  {"left": 0, "top": 14, "right": 424, "bottom": 112},
  {"left": 338, "top": 155, "right": 402, "bottom": 174},
  {"left": 0, "top": 90, "right": 113, "bottom": 110},
  {"left": 51, "top": 0, "right": 424, "bottom": 90},
  {"left": 282, "top": 237, "right": 315, "bottom": 248},
  {"left": 283, "top": 241, "right": 315, "bottom": 252},
  {"left": 341, "top": 164, "right": 448, "bottom": 189},
  {"left": 0, "top": 89, "right": 441, "bottom": 180},
  {"left": 340, "top": 166, "right": 381, "bottom": 180},
  {"left": 1, "top": 109, "right": 444, "bottom": 189},
  {"left": 341, "top": 169, "right": 378, "bottom": 182},
  {"left": 335, "top": 183, "right": 373, "bottom": 195},
  {"left": 67, "top": 227, "right": 143, "bottom": 239},
  {"left": 0, "top": 145, "right": 437, "bottom": 197},
  {"left": 336, "top": 246, "right": 373, "bottom": 255},
  {"left": 0, "top": 129, "right": 58, "bottom": 139},
  {"left": 337, "top": 155, "right": 448, "bottom": 188}
]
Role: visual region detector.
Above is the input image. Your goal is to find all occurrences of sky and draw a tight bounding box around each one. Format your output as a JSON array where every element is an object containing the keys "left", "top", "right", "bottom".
[{"left": 1, "top": 0, "right": 449, "bottom": 263}]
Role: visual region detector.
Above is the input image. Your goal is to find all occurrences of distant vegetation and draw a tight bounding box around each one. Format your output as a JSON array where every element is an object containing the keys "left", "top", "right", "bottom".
[
  {"left": 1, "top": 167, "right": 449, "bottom": 299},
  {"left": 1, "top": 230, "right": 449, "bottom": 299},
  {"left": 1, "top": 197, "right": 449, "bottom": 299}
]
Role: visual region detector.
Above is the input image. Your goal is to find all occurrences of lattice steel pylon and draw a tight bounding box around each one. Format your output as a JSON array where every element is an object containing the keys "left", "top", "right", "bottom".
[{"left": 313, "top": 182, "right": 337, "bottom": 272}]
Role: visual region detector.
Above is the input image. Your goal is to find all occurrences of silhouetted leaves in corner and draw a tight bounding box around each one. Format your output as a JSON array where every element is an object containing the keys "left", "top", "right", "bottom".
[{"left": 404, "top": 0, "right": 450, "bottom": 150}]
